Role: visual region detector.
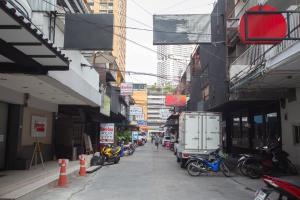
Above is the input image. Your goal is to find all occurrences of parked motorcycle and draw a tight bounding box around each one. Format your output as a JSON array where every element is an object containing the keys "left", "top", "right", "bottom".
[
  {"left": 241, "top": 144, "right": 297, "bottom": 179},
  {"left": 123, "top": 143, "right": 136, "bottom": 156},
  {"left": 254, "top": 175, "right": 300, "bottom": 200},
  {"left": 100, "top": 144, "right": 121, "bottom": 164},
  {"left": 185, "top": 149, "right": 231, "bottom": 177}
]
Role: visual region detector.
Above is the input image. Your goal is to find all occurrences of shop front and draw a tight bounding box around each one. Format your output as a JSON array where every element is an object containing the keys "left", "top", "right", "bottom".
[{"left": 215, "top": 100, "right": 281, "bottom": 153}]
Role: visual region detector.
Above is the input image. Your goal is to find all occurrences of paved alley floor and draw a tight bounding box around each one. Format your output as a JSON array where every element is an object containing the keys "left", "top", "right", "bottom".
[{"left": 34, "top": 144, "right": 258, "bottom": 200}]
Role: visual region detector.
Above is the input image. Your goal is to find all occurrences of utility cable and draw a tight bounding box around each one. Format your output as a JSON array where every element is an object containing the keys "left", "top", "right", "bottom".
[{"left": 129, "top": 0, "right": 153, "bottom": 16}]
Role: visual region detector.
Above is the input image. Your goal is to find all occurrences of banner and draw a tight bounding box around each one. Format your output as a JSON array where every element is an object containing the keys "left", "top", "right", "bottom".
[
  {"left": 130, "top": 106, "right": 143, "bottom": 116},
  {"left": 165, "top": 95, "right": 187, "bottom": 106},
  {"left": 120, "top": 83, "right": 133, "bottom": 96},
  {"left": 100, "top": 123, "right": 114, "bottom": 143},
  {"left": 31, "top": 116, "right": 47, "bottom": 137}
]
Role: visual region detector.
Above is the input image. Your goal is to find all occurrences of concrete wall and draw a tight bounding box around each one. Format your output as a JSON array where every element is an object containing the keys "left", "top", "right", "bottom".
[{"left": 281, "top": 88, "right": 300, "bottom": 166}]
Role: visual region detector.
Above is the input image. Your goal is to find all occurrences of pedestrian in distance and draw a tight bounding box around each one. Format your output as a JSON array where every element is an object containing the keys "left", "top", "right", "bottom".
[
  {"left": 154, "top": 134, "right": 160, "bottom": 150},
  {"left": 151, "top": 134, "right": 154, "bottom": 144}
]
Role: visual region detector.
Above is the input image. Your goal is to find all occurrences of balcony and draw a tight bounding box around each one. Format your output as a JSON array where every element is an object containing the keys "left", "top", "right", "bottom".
[{"left": 229, "top": 10, "right": 300, "bottom": 92}]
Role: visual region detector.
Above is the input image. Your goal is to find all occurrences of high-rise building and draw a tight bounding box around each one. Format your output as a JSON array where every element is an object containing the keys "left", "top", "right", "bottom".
[
  {"left": 157, "top": 45, "right": 195, "bottom": 87},
  {"left": 86, "top": 0, "right": 127, "bottom": 81},
  {"left": 147, "top": 87, "right": 172, "bottom": 132}
]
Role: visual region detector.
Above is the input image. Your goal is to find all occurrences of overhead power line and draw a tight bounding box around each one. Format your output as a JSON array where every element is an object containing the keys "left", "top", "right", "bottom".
[{"left": 129, "top": 0, "right": 153, "bottom": 16}]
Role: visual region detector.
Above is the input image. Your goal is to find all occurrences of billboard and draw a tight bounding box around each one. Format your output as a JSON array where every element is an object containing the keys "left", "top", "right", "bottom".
[
  {"left": 165, "top": 95, "right": 187, "bottom": 106},
  {"left": 64, "top": 14, "right": 114, "bottom": 50},
  {"left": 100, "top": 123, "right": 115, "bottom": 144},
  {"left": 120, "top": 83, "right": 133, "bottom": 96},
  {"left": 153, "top": 14, "right": 211, "bottom": 45}
]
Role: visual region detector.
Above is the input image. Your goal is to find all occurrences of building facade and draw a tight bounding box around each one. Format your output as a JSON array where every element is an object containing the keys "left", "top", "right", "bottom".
[
  {"left": 147, "top": 87, "right": 172, "bottom": 132},
  {"left": 0, "top": 0, "right": 102, "bottom": 170},
  {"left": 87, "top": 0, "right": 127, "bottom": 82},
  {"left": 157, "top": 45, "right": 194, "bottom": 87}
]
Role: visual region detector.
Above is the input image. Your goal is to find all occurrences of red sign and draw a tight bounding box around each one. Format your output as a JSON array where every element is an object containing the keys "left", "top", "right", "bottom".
[
  {"left": 239, "top": 5, "right": 287, "bottom": 44},
  {"left": 165, "top": 95, "right": 186, "bottom": 107}
]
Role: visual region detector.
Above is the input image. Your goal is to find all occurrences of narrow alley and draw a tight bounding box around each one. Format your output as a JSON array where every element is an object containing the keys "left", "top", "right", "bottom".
[{"left": 35, "top": 144, "right": 256, "bottom": 200}]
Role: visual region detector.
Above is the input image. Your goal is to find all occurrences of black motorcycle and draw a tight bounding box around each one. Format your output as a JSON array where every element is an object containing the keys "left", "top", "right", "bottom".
[{"left": 241, "top": 144, "right": 297, "bottom": 179}]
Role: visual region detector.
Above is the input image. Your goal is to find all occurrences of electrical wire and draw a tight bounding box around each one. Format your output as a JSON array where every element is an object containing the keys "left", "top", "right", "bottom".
[
  {"left": 129, "top": 0, "right": 153, "bottom": 16},
  {"left": 40, "top": 0, "right": 227, "bottom": 82}
]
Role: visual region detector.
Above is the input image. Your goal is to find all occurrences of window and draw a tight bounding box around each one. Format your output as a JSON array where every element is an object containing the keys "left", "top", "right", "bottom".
[
  {"left": 293, "top": 125, "right": 300, "bottom": 145},
  {"left": 108, "top": 10, "right": 113, "bottom": 14},
  {"left": 100, "top": 3, "right": 108, "bottom": 9}
]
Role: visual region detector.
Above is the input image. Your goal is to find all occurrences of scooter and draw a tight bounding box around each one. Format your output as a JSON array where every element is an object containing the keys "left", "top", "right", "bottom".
[
  {"left": 185, "top": 149, "right": 231, "bottom": 177},
  {"left": 100, "top": 144, "right": 121, "bottom": 164},
  {"left": 254, "top": 176, "right": 300, "bottom": 200}
]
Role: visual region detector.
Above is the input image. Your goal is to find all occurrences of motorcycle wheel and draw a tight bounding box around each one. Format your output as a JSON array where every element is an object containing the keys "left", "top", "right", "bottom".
[
  {"left": 187, "top": 161, "right": 202, "bottom": 177},
  {"left": 247, "top": 163, "right": 263, "bottom": 179},
  {"left": 287, "top": 160, "right": 298, "bottom": 175},
  {"left": 114, "top": 156, "right": 120, "bottom": 164},
  {"left": 220, "top": 162, "right": 231, "bottom": 177},
  {"left": 239, "top": 160, "right": 249, "bottom": 177}
]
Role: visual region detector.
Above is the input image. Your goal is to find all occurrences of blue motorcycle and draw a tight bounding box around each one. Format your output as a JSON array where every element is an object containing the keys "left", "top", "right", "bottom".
[{"left": 185, "top": 149, "right": 231, "bottom": 177}]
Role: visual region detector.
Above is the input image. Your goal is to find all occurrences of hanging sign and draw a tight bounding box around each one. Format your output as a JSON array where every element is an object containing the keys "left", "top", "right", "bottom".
[
  {"left": 130, "top": 106, "right": 143, "bottom": 116},
  {"left": 100, "top": 123, "right": 115, "bottom": 143},
  {"left": 120, "top": 83, "right": 133, "bottom": 96},
  {"left": 31, "top": 116, "right": 47, "bottom": 137},
  {"left": 165, "top": 95, "right": 187, "bottom": 106},
  {"left": 239, "top": 4, "right": 287, "bottom": 44}
]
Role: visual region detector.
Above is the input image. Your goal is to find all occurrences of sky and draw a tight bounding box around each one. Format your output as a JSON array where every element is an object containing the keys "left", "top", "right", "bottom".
[{"left": 125, "top": 0, "right": 216, "bottom": 85}]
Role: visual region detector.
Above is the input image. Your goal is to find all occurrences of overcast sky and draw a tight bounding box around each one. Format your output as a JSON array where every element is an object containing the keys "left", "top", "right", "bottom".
[{"left": 125, "top": 0, "right": 215, "bottom": 85}]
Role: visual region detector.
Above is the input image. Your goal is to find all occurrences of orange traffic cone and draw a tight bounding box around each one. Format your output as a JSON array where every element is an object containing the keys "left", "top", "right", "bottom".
[
  {"left": 58, "top": 159, "right": 68, "bottom": 187},
  {"left": 79, "top": 155, "right": 86, "bottom": 176}
]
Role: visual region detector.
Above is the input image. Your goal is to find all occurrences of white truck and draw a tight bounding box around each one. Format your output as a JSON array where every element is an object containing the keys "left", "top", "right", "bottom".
[{"left": 176, "top": 112, "right": 221, "bottom": 168}]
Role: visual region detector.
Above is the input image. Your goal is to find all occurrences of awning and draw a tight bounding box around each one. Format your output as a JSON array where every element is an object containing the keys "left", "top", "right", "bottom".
[{"left": 0, "top": 1, "right": 69, "bottom": 74}]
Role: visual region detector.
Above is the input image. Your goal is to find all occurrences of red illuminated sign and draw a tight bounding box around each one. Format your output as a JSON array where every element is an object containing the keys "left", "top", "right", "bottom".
[
  {"left": 239, "top": 5, "right": 287, "bottom": 44},
  {"left": 165, "top": 95, "right": 186, "bottom": 107}
]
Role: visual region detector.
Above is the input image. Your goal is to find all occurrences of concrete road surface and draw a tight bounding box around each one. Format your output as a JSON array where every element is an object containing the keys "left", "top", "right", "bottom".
[{"left": 67, "top": 144, "right": 254, "bottom": 200}]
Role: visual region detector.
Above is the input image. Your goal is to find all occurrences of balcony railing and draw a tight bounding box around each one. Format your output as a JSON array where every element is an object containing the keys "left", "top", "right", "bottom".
[{"left": 230, "top": 10, "right": 300, "bottom": 87}]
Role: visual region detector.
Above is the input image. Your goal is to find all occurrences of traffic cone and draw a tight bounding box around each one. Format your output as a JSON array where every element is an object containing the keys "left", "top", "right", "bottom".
[
  {"left": 79, "top": 155, "right": 86, "bottom": 176},
  {"left": 58, "top": 159, "right": 67, "bottom": 187}
]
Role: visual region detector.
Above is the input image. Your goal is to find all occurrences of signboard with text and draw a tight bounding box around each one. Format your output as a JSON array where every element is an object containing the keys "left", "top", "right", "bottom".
[
  {"left": 100, "top": 123, "right": 115, "bottom": 143},
  {"left": 120, "top": 83, "right": 133, "bottom": 96},
  {"left": 130, "top": 106, "right": 143, "bottom": 116},
  {"left": 31, "top": 116, "right": 47, "bottom": 137}
]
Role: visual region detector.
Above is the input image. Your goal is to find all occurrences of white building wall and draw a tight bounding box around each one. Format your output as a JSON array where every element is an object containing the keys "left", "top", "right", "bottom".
[
  {"left": 29, "top": 7, "right": 101, "bottom": 107},
  {"left": 281, "top": 88, "right": 300, "bottom": 166}
]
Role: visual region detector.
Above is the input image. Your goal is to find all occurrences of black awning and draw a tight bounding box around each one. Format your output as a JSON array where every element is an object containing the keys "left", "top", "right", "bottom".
[{"left": 0, "top": 1, "right": 69, "bottom": 74}]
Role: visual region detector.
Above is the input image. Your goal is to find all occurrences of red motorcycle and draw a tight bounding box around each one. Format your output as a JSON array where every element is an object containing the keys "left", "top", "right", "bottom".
[{"left": 254, "top": 175, "right": 300, "bottom": 200}]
